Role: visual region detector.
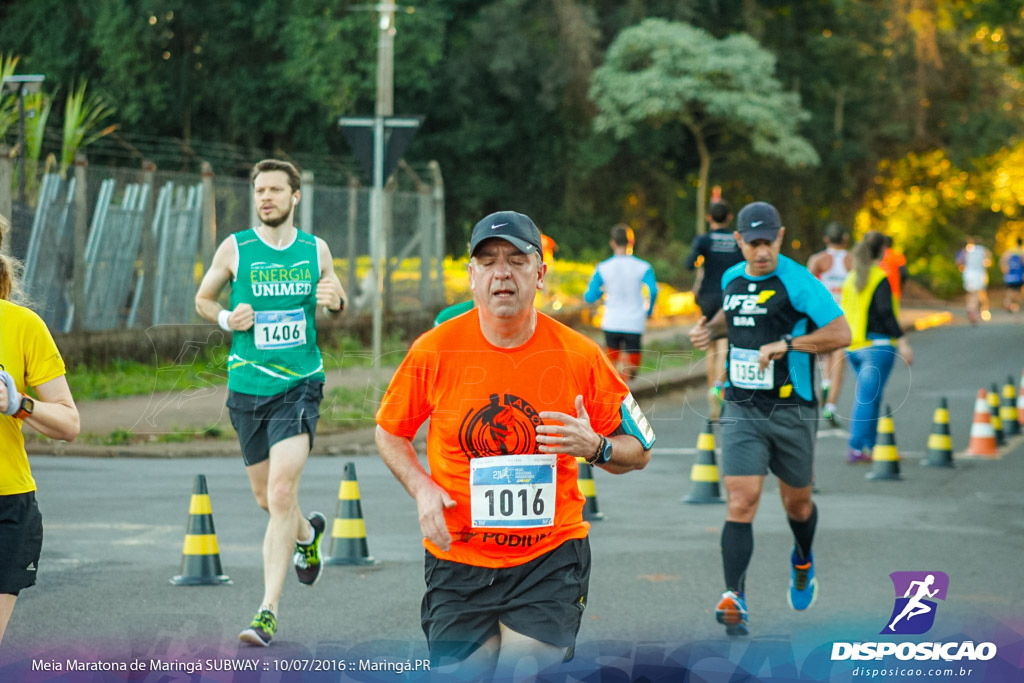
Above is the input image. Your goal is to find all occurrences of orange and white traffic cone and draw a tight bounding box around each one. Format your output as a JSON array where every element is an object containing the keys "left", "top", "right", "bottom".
[
  {"left": 1004, "top": 375, "right": 1021, "bottom": 437},
  {"left": 965, "top": 389, "right": 999, "bottom": 458}
]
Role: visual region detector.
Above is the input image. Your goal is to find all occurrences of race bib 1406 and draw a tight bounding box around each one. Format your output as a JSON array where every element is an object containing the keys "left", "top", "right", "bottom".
[{"left": 254, "top": 309, "right": 307, "bottom": 350}]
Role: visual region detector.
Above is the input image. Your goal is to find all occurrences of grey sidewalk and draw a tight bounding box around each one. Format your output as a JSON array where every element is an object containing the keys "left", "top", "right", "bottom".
[{"left": 25, "top": 305, "right": 959, "bottom": 458}]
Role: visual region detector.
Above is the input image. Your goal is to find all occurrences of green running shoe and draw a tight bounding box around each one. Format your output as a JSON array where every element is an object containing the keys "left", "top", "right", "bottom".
[
  {"left": 239, "top": 608, "right": 276, "bottom": 647},
  {"left": 293, "top": 511, "right": 326, "bottom": 586}
]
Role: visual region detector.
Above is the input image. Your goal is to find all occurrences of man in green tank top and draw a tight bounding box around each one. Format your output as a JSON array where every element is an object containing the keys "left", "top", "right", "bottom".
[{"left": 195, "top": 159, "right": 347, "bottom": 647}]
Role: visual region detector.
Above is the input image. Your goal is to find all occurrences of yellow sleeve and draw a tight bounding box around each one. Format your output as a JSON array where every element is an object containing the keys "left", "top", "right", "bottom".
[{"left": 24, "top": 311, "right": 66, "bottom": 388}]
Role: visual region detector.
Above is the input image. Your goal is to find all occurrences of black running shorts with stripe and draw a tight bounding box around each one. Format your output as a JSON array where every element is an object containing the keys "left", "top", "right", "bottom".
[
  {"left": 421, "top": 537, "right": 591, "bottom": 666},
  {"left": 0, "top": 491, "right": 43, "bottom": 596}
]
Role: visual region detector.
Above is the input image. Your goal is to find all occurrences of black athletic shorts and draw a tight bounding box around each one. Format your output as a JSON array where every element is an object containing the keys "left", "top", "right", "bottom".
[
  {"left": 421, "top": 537, "right": 591, "bottom": 666},
  {"left": 697, "top": 293, "right": 724, "bottom": 319},
  {"left": 0, "top": 491, "right": 43, "bottom": 596},
  {"left": 603, "top": 331, "right": 642, "bottom": 354},
  {"left": 227, "top": 379, "right": 324, "bottom": 466}
]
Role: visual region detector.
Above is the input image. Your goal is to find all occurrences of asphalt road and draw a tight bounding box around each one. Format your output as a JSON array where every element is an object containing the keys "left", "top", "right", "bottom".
[{"left": 2, "top": 321, "right": 1023, "bottom": 682}]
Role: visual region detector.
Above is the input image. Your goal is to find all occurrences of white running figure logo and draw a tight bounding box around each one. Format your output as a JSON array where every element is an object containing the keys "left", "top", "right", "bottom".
[{"left": 888, "top": 574, "right": 939, "bottom": 631}]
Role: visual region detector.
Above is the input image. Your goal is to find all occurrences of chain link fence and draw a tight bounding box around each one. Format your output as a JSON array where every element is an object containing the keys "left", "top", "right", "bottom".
[{"left": 2, "top": 157, "right": 446, "bottom": 332}]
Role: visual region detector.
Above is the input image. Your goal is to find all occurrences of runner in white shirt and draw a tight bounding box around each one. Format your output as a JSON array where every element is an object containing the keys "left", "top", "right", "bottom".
[
  {"left": 584, "top": 224, "right": 659, "bottom": 381},
  {"left": 807, "top": 222, "right": 852, "bottom": 427},
  {"left": 957, "top": 236, "right": 992, "bottom": 324}
]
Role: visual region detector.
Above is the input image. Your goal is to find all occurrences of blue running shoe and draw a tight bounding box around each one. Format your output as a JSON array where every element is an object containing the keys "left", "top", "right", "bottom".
[
  {"left": 788, "top": 550, "right": 818, "bottom": 611},
  {"left": 715, "top": 590, "right": 749, "bottom": 636}
]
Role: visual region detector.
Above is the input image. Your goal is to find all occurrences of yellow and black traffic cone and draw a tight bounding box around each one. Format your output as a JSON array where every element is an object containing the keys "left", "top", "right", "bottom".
[
  {"left": 987, "top": 385, "right": 1006, "bottom": 447},
  {"left": 325, "top": 462, "right": 376, "bottom": 566},
  {"left": 867, "top": 406, "right": 902, "bottom": 480},
  {"left": 171, "top": 474, "right": 231, "bottom": 585},
  {"left": 575, "top": 458, "right": 604, "bottom": 521},
  {"left": 1001, "top": 376, "right": 1020, "bottom": 437},
  {"left": 924, "top": 397, "right": 954, "bottom": 468},
  {"left": 683, "top": 421, "right": 724, "bottom": 504}
]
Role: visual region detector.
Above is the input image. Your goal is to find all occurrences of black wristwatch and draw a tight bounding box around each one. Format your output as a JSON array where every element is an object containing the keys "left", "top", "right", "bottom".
[
  {"left": 782, "top": 334, "right": 794, "bottom": 351},
  {"left": 327, "top": 299, "right": 346, "bottom": 314},
  {"left": 586, "top": 436, "right": 613, "bottom": 466}
]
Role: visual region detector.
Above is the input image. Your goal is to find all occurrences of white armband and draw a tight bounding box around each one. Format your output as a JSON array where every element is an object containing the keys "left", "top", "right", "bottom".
[{"left": 218, "top": 309, "right": 232, "bottom": 332}]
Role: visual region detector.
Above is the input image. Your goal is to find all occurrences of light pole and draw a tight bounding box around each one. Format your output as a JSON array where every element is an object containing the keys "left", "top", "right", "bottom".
[
  {"left": 340, "top": 4, "right": 421, "bottom": 373},
  {"left": 0, "top": 74, "right": 45, "bottom": 203},
  {"left": 371, "top": 3, "right": 396, "bottom": 372}
]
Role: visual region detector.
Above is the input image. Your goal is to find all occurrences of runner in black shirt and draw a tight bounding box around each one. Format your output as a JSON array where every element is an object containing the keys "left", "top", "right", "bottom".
[{"left": 686, "top": 201, "right": 743, "bottom": 419}]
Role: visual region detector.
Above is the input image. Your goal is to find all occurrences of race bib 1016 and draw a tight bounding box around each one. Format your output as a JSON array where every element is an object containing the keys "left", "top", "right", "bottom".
[{"left": 469, "top": 454, "right": 557, "bottom": 529}]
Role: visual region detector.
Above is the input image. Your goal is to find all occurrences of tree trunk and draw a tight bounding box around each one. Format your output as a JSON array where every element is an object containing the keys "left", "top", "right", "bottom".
[{"left": 691, "top": 124, "right": 710, "bottom": 236}]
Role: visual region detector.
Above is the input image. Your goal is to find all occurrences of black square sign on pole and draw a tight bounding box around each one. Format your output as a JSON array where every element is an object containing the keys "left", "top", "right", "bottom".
[{"left": 338, "top": 116, "right": 423, "bottom": 182}]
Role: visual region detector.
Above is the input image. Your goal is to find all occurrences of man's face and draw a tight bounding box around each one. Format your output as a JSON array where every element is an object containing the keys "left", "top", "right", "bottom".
[
  {"left": 253, "top": 170, "right": 297, "bottom": 228},
  {"left": 735, "top": 228, "right": 785, "bottom": 277},
  {"left": 468, "top": 239, "right": 545, "bottom": 321}
]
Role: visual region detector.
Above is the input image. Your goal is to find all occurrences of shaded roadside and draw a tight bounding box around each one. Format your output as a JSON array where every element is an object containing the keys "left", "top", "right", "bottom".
[{"left": 26, "top": 305, "right": 961, "bottom": 458}]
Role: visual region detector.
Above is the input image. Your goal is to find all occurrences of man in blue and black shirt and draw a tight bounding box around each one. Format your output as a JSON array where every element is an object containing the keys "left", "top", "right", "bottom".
[{"left": 689, "top": 201, "right": 851, "bottom": 637}]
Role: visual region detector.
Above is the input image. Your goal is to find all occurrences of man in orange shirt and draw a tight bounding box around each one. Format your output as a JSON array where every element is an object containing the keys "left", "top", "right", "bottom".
[
  {"left": 878, "top": 235, "right": 907, "bottom": 302},
  {"left": 376, "top": 211, "right": 655, "bottom": 680}
]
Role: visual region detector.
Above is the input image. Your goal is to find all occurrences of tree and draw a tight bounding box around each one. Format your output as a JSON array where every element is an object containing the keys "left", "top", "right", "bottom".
[{"left": 590, "top": 18, "right": 820, "bottom": 235}]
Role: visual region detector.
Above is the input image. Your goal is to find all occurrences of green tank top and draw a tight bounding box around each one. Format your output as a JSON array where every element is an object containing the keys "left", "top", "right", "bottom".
[{"left": 228, "top": 228, "right": 325, "bottom": 395}]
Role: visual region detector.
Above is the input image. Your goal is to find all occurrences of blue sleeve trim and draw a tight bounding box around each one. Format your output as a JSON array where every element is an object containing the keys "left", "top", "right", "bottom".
[
  {"left": 619, "top": 393, "right": 656, "bottom": 449},
  {"left": 788, "top": 318, "right": 813, "bottom": 401},
  {"left": 721, "top": 261, "right": 746, "bottom": 291},
  {"left": 642, "top": 267, "right": 659, "bottom": 314},
  {"left": 781, "top": 256, "right": 843, "bottom": 327},
  {"left": 584, "top": 267, "right": 604, "bottom": 304}
]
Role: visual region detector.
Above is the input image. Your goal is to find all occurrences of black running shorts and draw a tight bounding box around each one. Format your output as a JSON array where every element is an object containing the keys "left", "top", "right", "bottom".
[
  {"left": 0, "top": 491, "right": 43, "bottom": 596},
  {"left": 603, "top": 331, "right": 642, "bottom": 354},
  {"left": 227, "top": 379, "right": 324, "bottom": 466},
  {"left": 697, "top": 293, "right": 724, "bottom": 320},
  {"left": 421, "top": 537, "right": 591, "bottom": 666}
]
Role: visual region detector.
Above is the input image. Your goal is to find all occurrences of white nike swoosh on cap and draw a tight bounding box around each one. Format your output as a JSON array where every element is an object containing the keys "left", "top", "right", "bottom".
[
  {"left": 491, "top": 223, "right": 508, "bottom": 230},
  {"left": 751, "top": 220, "right": 764, "bottom": 227}
]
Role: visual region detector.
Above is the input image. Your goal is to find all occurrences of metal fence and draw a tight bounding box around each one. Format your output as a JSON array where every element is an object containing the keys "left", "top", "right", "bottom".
[{"left": 2, "top": 158, "right": 446, "bottom": 332}]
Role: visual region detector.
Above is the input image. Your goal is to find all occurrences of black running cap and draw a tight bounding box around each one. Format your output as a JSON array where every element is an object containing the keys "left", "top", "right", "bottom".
[
  {"left": 736, "top": 202, "right": 782, "bottom": 242},
  {"left": 469, "top": 211, "right": 542, "bottom": 257}
]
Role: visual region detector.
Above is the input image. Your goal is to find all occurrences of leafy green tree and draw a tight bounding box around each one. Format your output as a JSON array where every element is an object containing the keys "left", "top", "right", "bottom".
[{"left": 590, "top": 18, "right": 819, "bottom": 235}]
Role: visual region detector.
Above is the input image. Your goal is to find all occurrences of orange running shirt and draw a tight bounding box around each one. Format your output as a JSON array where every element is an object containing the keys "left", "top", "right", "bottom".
[
  {"left": 879, "top": 248, "right": 906, "bottom": 301},
  {"left": 376, "top": 310, "right": 630, "bottom": 568}
]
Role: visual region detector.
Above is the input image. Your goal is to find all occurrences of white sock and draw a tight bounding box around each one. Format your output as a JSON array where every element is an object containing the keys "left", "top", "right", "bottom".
[{"left": 825, "top": 402, "right": 836, "bottom": 413}]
